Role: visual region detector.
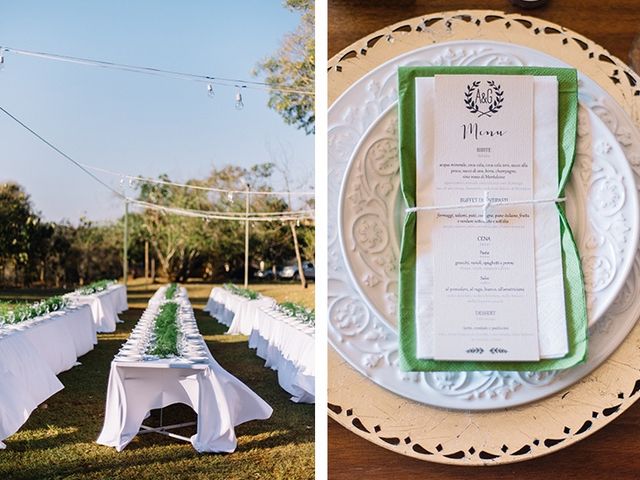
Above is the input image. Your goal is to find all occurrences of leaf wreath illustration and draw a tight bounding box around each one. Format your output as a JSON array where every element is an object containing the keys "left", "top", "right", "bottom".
[{"left": 464, "top": 80, "right": 504, "bottom": 118}]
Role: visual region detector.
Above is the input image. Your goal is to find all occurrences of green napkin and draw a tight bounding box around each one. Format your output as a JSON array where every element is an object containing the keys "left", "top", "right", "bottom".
[{"left": 397, "top": 66, "right": 587, "bottom": 372}]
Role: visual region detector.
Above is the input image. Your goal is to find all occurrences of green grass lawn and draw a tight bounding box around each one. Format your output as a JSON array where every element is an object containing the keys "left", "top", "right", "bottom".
[{"left": 0, "top": 280, "right": 315, "bottom": 480}]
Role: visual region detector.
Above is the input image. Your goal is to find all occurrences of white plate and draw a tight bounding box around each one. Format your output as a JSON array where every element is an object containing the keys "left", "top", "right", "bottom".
[
  {"left": 339, "top": 103, "right": 638, "bottom": 329},
  {"left": 115, "top": 355, "right": 143, "bottom": 362},
  {"left": 328, "top": 39, "right": 640, "bottom": 410},
  {"left": 188, "top": 356, "right": 209, "bottom": 363}
]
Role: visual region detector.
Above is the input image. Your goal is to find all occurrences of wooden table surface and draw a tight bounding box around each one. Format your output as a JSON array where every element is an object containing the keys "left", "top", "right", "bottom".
[{"left": 328, "top": 1, "right": 640, "bottom": 478}]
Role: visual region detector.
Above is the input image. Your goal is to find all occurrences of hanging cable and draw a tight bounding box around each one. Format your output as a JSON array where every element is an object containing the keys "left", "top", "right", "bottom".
[
  {"left": 0, "top": 103, "right": 314, "bottom": 219},
  {"left": 0, "top": 105, "right": 125, "bottom": 199},
  {"left": 0, "top": 46, "right": 314, "bottom": 96}
]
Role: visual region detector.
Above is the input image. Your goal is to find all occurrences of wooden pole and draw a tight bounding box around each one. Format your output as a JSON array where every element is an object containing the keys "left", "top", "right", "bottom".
[
  {"left": 123, "top": 200, "right": 129, "bottom": 286},
  {"left": 144, "top": 240, "right": 149, "bottom": 281},
  {"left": 290, "top": 220, "right": 307, "bottom": 288},
  {"left": 244, "top": 183, "right": 250, "bottom": 288}
]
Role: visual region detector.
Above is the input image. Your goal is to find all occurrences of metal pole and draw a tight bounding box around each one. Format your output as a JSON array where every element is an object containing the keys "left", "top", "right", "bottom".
[
  {"left": 123, "top": 200, "right": 129, "bottom": 286},
  {"left": 244, "top": 183, "right": 250, "bottom": 288}
]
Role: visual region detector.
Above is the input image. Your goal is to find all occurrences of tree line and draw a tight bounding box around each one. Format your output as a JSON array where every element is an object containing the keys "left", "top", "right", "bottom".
[{"left": 0, "top": 163, "right": 314, "bottom": 288}]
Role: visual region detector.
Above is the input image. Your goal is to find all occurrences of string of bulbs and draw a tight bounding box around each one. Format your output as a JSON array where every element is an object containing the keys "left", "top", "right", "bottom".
[
  {"left": 0, "top": 46, "right": 315, "bottom": 110},
  {"left": 129, "top": 198, "right": 312, "bottom": 224},
  {"left": 84, "top": 162, "right": 315, "bottom": 197}
]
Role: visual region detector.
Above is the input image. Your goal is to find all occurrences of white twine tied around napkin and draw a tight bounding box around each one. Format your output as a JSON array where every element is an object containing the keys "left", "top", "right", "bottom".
[{"left": 406, "top": 190, "right": 566, "bottom": 222}]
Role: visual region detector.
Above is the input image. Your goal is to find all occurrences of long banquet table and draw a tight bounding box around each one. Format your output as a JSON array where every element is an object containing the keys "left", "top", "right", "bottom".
[
  {"left": 204, "top": 286, "right": 315, "bottom": 403},
  {"left": 203, "top": 287, "right": 243, "bottom": 327},
  {"left": 0, "top": 303, "right": 96, "bottom": 448},
  {"left": 69, "top": 283, "right": 128, "bottom": 333},
  {"left": 97, "top": 286, "right": 273, "bottom": 453},
  {"left": 227, "top": 296, "right": 277, "bottom": 335},
  {"left": 248, "top": 305, "right": 315, "bottom": 403}
]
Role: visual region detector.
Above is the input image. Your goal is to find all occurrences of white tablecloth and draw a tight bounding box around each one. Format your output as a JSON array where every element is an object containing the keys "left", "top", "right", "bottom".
[
  {"left": 0, "top": 304, "right": 97, "bottom": 447},
  {"left": 227, "top": 297, "right": 277, "bottom": 335},
  {"left": 204, "top": 287, "right": 243, "bottom": 327},
  {"left": 71, "top": 284, "right": 128, "bottom": 333},
  {"left": 248, "top": 306, "right": 315, "bottom": 403},
  {"left": 111, "top": 284, "right": 129, "bottom": 313},
  {"left": 1, "top": 305, "right": 97, "bottom": 375},
  {"left": 205, "top": 286, "right": 314, "bottom": 403},
  {"left": 0, "top": 330, "right": 64, "bottom": 448},
  {"left": 97, "top": 287, "right": 272, "bottom": 453}
]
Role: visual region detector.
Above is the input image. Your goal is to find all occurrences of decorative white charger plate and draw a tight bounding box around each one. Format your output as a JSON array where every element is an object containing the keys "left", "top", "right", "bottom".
[
  {"left": 331, "top": 38, "right": 640, "bottom": 410},
  {"left": 328, "top": 10, "right": 640, "bottom": 465}
]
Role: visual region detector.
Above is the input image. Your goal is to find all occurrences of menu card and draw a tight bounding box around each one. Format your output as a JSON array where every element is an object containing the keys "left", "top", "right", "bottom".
[{"left": 414, "top": 75, "right": 568, "bottom": 362}]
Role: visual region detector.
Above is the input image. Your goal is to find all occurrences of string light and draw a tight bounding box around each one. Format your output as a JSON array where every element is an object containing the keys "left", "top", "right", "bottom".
[
  {"left": 207, "top": 83, "right": 215, "bottom": 98},
  {"left": 227, "top": 192, "right": 234, "bottom": 202},
  {"left": 234, "top": 85, "right": 246, "bottom": 110}
]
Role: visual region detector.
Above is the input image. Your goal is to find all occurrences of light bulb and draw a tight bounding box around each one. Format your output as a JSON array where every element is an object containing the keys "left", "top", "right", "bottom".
[
  {"left": 207, "top": 83, "right": 215, "bottom": 97},
  {"left": 234, "top": 89, "right": 244, "bottom": 110},
  {"left": 227, "top": 192, "right": 234, "bottom": 202},
  {"left": 119, "top": 177, "right": 125, "bottom": 186},
  {"left": 296, "top": 218, "right": 300, "bottom": 227},
  {"left": 128, "top": 177, "right": 136, "bottom": 187},
  {"left": 0, "top": 53, "right": 4, "bottom": 71}
]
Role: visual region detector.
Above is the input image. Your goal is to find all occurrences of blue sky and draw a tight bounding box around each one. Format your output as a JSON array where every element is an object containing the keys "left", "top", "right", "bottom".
[{"left": 0, "top": 1, "right": 314, "bottom": 222}]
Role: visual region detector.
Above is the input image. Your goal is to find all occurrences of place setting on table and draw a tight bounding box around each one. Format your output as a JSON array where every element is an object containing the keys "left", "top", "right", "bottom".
[
  {"left": 328, "top": 10, "right": 640, "bottom": 465},
  {"left": 96, "top": 283, "right": 273, "bottom": 454}
]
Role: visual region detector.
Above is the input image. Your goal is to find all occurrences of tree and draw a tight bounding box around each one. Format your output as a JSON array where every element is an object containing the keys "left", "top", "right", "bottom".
[
  {"left": 200, "top": 163, "right": 295, "bottom": 280},
  {"left": 73, "top": 217, "right": 122, "bottom": 285},
  {"left": 255, "top": 0, "right": 315, "bottom": 134},
  {"left": 137, "top": 175, "right": 210, "bottom": 282},
  {"left": 299, "top": 222, "right": 315, "bottom": 264},
  {"left": 45, "top": 223, "right": 76, "bottom": 287},
  {"left": 0, "top": 183, "right": 48, "bottom": 286},
  {"left": 135, "top": 164, "right": 302, "bottom": 282}
]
